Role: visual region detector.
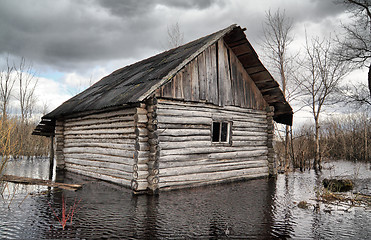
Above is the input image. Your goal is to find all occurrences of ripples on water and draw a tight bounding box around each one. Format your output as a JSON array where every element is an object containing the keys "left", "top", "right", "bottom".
[{"left": 0, "top": 158, "right": 370, "bottom": 239}]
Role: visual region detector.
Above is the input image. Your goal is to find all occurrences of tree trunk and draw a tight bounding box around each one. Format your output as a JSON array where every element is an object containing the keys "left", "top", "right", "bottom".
[
  {"left": 368, "top": 62, "right": 371, "bottom": 97},
  {"left": 285, "top": 125, "right": 289, "bottom": 170},
  {"left": 314, "top": 119, "right": 320, "bottom": 170}
]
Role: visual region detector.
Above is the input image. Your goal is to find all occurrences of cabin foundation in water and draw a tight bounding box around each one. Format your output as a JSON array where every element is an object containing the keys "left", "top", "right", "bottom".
[{"left": 34, "top": 25, "right": 292, "bottom": 194}]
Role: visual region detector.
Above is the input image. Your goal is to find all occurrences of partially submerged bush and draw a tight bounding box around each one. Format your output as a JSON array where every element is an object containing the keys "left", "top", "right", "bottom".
[{"left": 323, "top": 178, "right": 353, "bottom": 192}]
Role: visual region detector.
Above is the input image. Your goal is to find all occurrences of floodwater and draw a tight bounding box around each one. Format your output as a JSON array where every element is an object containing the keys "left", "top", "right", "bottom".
[{"left": 1, "top": 158, "right": 370, "bottom": 239}]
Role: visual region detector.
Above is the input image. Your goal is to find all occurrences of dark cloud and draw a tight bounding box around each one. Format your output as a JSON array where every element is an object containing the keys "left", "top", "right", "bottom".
[{"left": 0, "top": 0, "right": 348, "bottom": 74}]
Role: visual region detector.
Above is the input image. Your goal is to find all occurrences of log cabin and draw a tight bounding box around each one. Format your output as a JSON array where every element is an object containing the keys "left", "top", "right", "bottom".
[{"left": 33, "top": 24, "right": 293, "bottom": 194}]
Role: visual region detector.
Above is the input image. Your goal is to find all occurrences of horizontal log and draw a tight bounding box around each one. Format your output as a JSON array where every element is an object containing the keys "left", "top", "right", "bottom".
[
  {"left": 64, "top": 121, "right": 135, "bottom": 131},
  {"left": 231, "top": 140, "right": 267, "bottom": 147},
  {"left": 159, "top": 156, "right": 268, "bottom": 168},
  {"left": 64, "top": 137, "right": 135, "bottom": 145},
  {"left": 232, "top": 120, "right": 267, "bottom": 128},
  {"left": 158, "top": 123, "right": 209, "bottom": 129},
  {"left": 64, "top": 133, "right": 136, "bottom": 140},
  {"left": 64, "top": 146, "right": 135, "bottom": 158},
  {"left": 160, "top": 160, "right": 268, "bottom": 177},
  {"left": 67, "top": 166, "right": 131, "bottom": 188},
  {"left": 64, "top": 152, "right": 134, "bottom": 165},
  {"left": 65, "top": 115, "right": 134, "bottom": 128},
  {"left": 64, "top": 142, "right": 136, "bottom": 151},
  {"left": 157, "top": 99, "right": 267, "bottom": 115},
  {"left": 159, "top": 166, "right": 268, "bottom": 183},
  {"left": 66, "top": 163, "right": 132, "bottom": 181},
  {"left": 64, "top": 157, "right": 133, "bottom": 173},
  {"left": 134, "top": 113, "right": 148, "bottom": 123},
  {"left": 158, "top": 135, "right": 210, "bottom": 142},
  {"left": 157, "top": 115, "right": 211, "bottom": 125},
  {"left": 132, "top": 170, "right": 148, "bottom": 180},
  {"left": 131, "top": 179, "right": 148, "bottom": 191},
  {"left": 133, "top": 163, "right": 148, "bottom": 171},
  {"left": 160, "top": 141, "right": 212, "bottom": 150},
  {"left": 64, "top": 127, "right": 135, "bottom": 136},
  {"left": 232, "top": 130, "right": 267, "bottom": 137},
  {"left": 160, "top": 146, "right": 267, "bottom": 156},
  {"left": 159, "top": 129, "right": 210, "bottom": 136},
  {"left": 65, "top": 108, "right": 136, "bottom": 122},
  {"left": 158, "top": 172, "right": 268, "bottom": 189}
]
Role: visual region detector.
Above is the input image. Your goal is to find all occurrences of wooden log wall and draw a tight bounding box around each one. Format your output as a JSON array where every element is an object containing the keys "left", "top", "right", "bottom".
[
  {"left": 156, "top": 39, "right": 267, "bottom": 110},
  {"left": 131, "top": 104, "right": 150, "bottom": 193},
  {"left": 145, "top": 97, "right": 160, "bottom": 194},
  {"left": 266, "top": 106, "right": 276, "bottom": 175},
  {"left": 62, "top": 108, "right": 138, "bottom": 187},
  {"left": 157, "top": 99, "right": 269, "bottom": 190},
  {"left": 55, "top": 120, "right": 65, "bottom": 170}
]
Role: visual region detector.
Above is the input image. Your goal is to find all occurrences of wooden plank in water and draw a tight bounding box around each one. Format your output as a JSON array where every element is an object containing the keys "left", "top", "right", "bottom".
[{"left": 1, "top": 174, "right": 82, "bottom": 191}]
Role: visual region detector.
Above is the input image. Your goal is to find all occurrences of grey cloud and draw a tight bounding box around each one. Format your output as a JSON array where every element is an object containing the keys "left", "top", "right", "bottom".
[{"left": 0, "top": 0, "right": 349, "bottom": 74}]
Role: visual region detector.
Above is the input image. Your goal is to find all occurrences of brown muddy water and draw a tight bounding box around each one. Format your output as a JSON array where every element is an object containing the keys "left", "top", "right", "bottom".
[{"left": 1, "top": 158, "right": 370, "bottom": 239}]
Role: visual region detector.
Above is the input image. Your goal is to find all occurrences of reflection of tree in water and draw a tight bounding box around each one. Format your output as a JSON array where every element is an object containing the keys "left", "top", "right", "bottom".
[
  {"left": 271, "top": 174, "right": 295, "bottom": 238},
  {"left": 209, "top": 211, "right": 232, "bottom": 239}
]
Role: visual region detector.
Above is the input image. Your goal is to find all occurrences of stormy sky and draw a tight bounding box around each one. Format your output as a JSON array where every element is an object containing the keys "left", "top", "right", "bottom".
[{"left": 0, "top": 0, "right": 359, "bottom": 123}]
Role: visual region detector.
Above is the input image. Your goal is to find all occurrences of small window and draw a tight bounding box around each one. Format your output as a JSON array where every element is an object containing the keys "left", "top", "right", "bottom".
[{"left": 212, "top": 121, "right": 231, "bottom": 143}]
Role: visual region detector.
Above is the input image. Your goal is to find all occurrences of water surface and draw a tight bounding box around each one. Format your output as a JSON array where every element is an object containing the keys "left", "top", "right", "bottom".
[{"left": 1, "top": 158, "right": 370, "bottom": 239}]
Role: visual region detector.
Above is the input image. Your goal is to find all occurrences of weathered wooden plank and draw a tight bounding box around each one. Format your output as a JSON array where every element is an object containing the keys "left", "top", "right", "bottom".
[
  {"left": 173, "top": 73, "right": 184, "bottom": 100},
  {"left": 161, "top": 80, "right": 174, "bottom": 98},
  {"left": 190, "top": 58, "right": 200, "bottom": 101},
  {"left": 206, "top": 44, "right": 219, "bottom": 105},
  {"left": 217, "top": 39, "right": 233, "bottom": 106},
  {"left": 198, "top": 51, "right": 207, "bottom": 100},
  {"left": 64, "top": 142, "right": 138, "bottom": 151},
  {"left": 182, "top": 66, "right": 192, "bottom": 101},
  {"left": 1, "top": 175, "right": 82, "bottom": 191}
]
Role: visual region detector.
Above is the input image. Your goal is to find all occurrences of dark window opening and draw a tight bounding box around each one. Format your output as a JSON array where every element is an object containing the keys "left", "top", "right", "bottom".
[{"left": 212, "top": 121, "right": 230, "bottom": 143}]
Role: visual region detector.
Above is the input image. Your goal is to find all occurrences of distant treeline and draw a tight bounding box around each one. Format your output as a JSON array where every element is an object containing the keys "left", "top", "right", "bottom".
[
  {"left": 0, "top": 117, "right": 49, "bottom": 159},
  {"left": 275, "top": 113, "right": 370, "bottom": 171}
]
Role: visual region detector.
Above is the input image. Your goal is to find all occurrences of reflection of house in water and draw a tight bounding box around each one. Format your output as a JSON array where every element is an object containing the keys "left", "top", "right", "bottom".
[{"left": 33, "top": 24, "right": 292, "bottom": 194}]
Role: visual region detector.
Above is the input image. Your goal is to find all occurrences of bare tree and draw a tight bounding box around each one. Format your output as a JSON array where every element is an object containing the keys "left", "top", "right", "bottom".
[
  {"left": 0, "top": 57, "right": 16, "bottom": 119},
  {"left": 261, "top": 9, "right": 296, "bottom": 171},
  {"left": 296, "top": 36, "right": 351, "bottom": 170},
  {"left": 335, "top": 0, "right": 371, "bottom": 97},
  {"left": 16, "top": 57, "right": 38, "bottom": 123},
  {"left": 167, "top": 22, "right": 184, "bottom": 48}
]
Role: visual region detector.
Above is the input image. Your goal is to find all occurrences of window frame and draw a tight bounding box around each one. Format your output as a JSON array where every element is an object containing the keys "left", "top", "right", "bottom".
[{"left": 211, "top": 120, "right": 232, "bottom": 145}]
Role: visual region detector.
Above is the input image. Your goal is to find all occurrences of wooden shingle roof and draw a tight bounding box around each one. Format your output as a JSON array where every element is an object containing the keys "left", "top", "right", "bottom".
[{"left": 34, "top": 24, "right": 292, "bottom": 136}]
